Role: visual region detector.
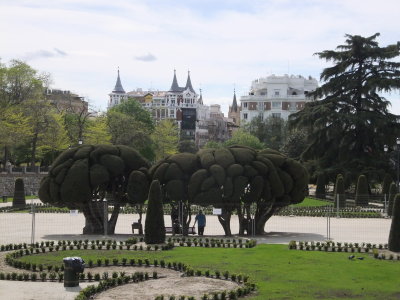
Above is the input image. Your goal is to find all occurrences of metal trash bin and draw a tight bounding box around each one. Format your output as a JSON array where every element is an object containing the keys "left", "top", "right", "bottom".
[{"left": 63, "top": 257, "right": 85, "bottom": 287}]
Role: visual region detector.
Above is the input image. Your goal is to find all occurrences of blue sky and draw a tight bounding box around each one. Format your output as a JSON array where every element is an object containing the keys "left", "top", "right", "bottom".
[{"left": 1, "top": 0, "right": 399, "bottom": 114}]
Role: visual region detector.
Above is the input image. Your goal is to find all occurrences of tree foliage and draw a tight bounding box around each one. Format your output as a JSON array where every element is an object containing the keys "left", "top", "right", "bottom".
[
  {"left": 145, "top": 180, "right": 166, "bottom": 244},
  {"left": 245, "top": 115, "right": 287, "bottom": 150},
  {"left": 289, "top": 33, "right": 400, "bottom": 177},
  {"left": 107, "top": 98, "right": 155, "bottom": 160},
  {"left": 151, "top": 119, "right": 179, "bottom": 161},
  {"left": 39, "top": 144, "right": 150, "bottom": 234},
  {"left": 224, "top": 129, "right": 264, "bottom": 150},
  {"left": 149, "top": 145, "right": 308, "bottom": 235}
]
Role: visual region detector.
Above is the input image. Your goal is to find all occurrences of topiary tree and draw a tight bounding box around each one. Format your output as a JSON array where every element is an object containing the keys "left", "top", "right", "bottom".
[
  {"left": 388, "top": 194, "right": 400, "bottom": 252},
  {"left": 355, "top": 175, "right": 369, "bottom": 206},
  {"left": 39, "top": 145, "right": 150, "bottom": 234},
  {"left": 315, "top": 173, "right": 326, "bottom": 199},
  {"left": 145, "top": 180, "right": 165, "bottom": 244},
  {"left": 149, "top": 145, "right": 308, "bottom": 236},
  {"left": 12, "top": 178, "right": 26, "bottom": 208},
  {"left": 382, "top": 173, "right": 393, "bottom": 201},
  {"left": 333, "top": 174, "right": 345, "bottom": 208},
  {"left": 388, "top": 182, "right": 397, "bottom": 217}
]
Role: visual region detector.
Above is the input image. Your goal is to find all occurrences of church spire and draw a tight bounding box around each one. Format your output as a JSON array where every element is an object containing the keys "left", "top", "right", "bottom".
[
  {"left": 185, "top": 70, "right": 195, "bottom": 93},
  {"left": 169, "top": 69, "right": 181, "bottom": 92},
  {"left": 198, "top": 88, "right": 203, "bottom": 105},
  {"left": 113, "top": 68, "right": 125, "bottom": 93},
  {"left": 231, "top": 88, "right": 238, "bottom": 112}
]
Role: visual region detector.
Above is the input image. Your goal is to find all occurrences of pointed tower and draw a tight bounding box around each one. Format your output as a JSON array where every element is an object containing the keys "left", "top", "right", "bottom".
[
  {"left": 228, "top": 88, "right": 240, "bottom": 126},
  {"left": 185, "top": 70, "right": 195, "bottom": 93},
  {"left": 108, "top": 68, "right": 127, "bottom": 109},
  {"left": 113, "top": 69, "right": 125, "bottom": 93},
  {"left": 198, "top": 88, "right": 203, "bottom": 105},
  {"left": 230, "top": 88, "right": 238, "bottom": 112},
  {"left": 169, "top": 70, "right": 182, "bottom": 92}
]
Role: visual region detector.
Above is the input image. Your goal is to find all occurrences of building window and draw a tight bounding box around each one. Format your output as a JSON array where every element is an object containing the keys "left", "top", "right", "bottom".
[
  {"left": 243, "top": 102, "right": 248, "bottom": 108},
  {"left": 272, "top": 113, "right": 281, "bottom": 118},
  {"left": 274, "top": 90, "right": 280, "bottom": 96},
  {"left": 243, "top": 113, "right": 248, "bottom": 120},
  {"left": 272, "top": 101, "right": 281, "bottom": 109}
]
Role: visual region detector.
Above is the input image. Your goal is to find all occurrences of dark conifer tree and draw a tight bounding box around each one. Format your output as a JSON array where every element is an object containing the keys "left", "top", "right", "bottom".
[
  {"left": 355, "top": 175, "right": 369, "bottom": 206},
  {"left": 315, "top": 173, "right": 326, "bottom": 199},
  {"left": 289, "top": 34, "right": 400, "bottom": 175},
  {"left": 145, "top": 180, "right": 166, "bottom": 244}
]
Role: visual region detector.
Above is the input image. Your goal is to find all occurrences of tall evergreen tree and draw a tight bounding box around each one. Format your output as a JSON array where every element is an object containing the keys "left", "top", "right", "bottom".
[
  {"left": 382, "top": 173, "right": 393, "bottom": 200},
  {"left": 289, "top": 33, "right": 400, "bottom": 176},
  {"left": 333, "top": 174, "right": 345, "bottom": 208},
  {"left": 315, "top": 173, "right": 326, "bottom": 199},
  {"left": 355, "top": 175, "right": 369, "bottom": 207},
  {"left": 145, "top": 180, "right": 166, "bottom": 244}
]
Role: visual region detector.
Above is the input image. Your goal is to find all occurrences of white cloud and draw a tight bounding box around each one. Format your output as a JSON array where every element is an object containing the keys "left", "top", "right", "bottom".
[
  {"left": 1, "top": 0, "right": 399, "bottom": 114},
  {"left": 135, "top": 53, "right": 157, "bottom": 62}
]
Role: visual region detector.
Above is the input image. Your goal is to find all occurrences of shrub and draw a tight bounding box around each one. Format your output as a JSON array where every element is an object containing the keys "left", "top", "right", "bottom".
[
  {"left": 145, "top": 180, "right": 166, "bottom": 244},
  {"left": 13, "top": 178, "right": 26, "bottom": 208},
  {"left": 355, "top": 175, "right": 369, "bottom": 206},
  {"left": 315, "top": 174, "right": 326, "bottom": 199}
]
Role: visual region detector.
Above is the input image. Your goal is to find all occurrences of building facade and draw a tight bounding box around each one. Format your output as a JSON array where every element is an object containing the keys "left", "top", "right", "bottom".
[
  {"left": 108, "top": 70, "right": 211, "bottom": 145},
  {"left": 45, "top": 89, "right": 88, "bottom": 113},
  {"left": 240, "top": 74, "right": 318, "bottom": 123}
]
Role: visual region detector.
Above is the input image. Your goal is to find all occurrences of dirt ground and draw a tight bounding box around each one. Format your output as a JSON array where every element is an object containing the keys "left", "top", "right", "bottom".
[{"left": 0, "top": 262, "right": 239, "bottom": 300}]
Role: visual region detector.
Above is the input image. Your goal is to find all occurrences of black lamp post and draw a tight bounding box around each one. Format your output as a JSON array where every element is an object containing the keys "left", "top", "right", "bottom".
[{"left": 384, "top": 137, "right": 400, "bottom": 192}]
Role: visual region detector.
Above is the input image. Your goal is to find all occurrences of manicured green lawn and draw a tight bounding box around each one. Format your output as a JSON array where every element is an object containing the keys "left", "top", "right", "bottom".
[
  {"left": 293, "top": 197, "right": 331, "bottom": 207},
  {"left": 17, "top": 244, "right": 400, "bottom": 299}
]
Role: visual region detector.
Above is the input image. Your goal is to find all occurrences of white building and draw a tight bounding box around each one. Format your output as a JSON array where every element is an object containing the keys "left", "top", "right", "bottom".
[{"left": 240, "top": 74, "right": 318, "bottom": 123}]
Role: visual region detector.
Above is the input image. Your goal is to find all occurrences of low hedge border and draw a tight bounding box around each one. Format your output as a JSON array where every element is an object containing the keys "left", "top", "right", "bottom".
[
  {"left": 277, "top": 206, "right": 383, "bottom": 218},
  {"left": 288, "top": 240, "right": 400, "bottom": 261}
]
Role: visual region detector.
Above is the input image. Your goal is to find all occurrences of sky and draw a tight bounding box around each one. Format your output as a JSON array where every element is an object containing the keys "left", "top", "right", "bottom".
[{"left": 1, "top": 0, "right": 399, "bottom": 115}]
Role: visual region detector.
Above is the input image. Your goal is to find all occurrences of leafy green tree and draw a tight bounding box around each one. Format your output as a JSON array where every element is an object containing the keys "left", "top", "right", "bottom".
[
  {"left": 280, "top": 130, "right": 308, "bottom": 159},
  {"left": 151, "top": 119, "right": 179, "bottom": 161},
  {"left": 145, "top": 180, "right": 166, "bottom": 244},
  {"left": 107, "top": 98, "right": 155, "bottom": 160},
  {"left": 245, "top": 115, "right": 287, "bottom": 150},
  {"left": 289, "top": 33, "right": 400, "bottom": 176},
  {"left": 224, "top": 129, "right": 264, "bottom": 149},
  {"left": 178, "top": 139, "right": 198, "bottom": 153},
  {"left": 85, "top": 115, "right": 111, "bottom": 145},
  {"left": 0, "top": 60, "right": 49, "bottom": 165}
]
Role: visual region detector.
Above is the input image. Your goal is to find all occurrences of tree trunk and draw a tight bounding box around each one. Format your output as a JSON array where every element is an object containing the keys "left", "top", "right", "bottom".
[
  {"left": 30, "top": 132, "right": 39, "bottom": 168},
  {"left": 254, "top": 202, "right": 278, "bottom": 235},
  {"left": 217, "top": 207, "right": 232, "bottom": 236},
  {"left": 82, "top": 201, "right": 104, "bottom": 234},
  {"left": 107, "top": 204, "right": 120, "bottom": 234}
]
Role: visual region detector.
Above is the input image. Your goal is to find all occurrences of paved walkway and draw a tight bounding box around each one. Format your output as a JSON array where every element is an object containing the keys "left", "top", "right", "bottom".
[{"left": 0, "top": 211, "right": 392, "bottom": 245}]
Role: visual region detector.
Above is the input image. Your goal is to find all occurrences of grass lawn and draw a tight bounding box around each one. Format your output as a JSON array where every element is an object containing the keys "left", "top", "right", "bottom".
[
  {"left": 17, "top": 244, "right": 400, "bottom": 299},
  {"left": 293, "top": 197, "right": 331, "bottom": 207}
]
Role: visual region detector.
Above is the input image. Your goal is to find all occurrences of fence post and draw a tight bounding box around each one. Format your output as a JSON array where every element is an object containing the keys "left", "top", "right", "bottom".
[
  {"left": 30, "top": 199, "right": 35, "bottom": 245},
  {"left": 384, "top": 194, "right": 387, "bottom": 216},
  {"left": 326, "top": 206, "right": 331, "bottom": 240},
  {"left": 336, "top": 194, "right": 340, "bottom": 218}
]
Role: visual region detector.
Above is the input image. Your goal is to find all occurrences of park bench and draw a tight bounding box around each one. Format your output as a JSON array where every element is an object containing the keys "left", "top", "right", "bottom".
[
  {"left": 165, "top": 226, "right": 196, "bottom": 235},
  {"left": 131, "top": 222, "right": 143, "bottom": 234}
]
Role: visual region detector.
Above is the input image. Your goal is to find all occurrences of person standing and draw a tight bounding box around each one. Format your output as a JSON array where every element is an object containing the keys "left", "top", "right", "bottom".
[{"left": 194, "top": 210, "right": 206, "bottom": 236}]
